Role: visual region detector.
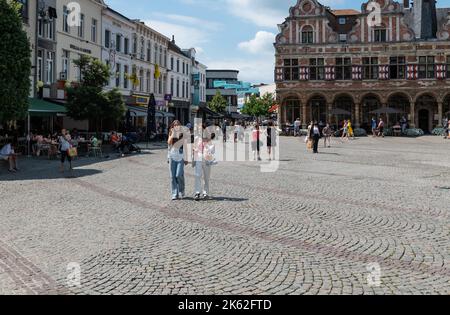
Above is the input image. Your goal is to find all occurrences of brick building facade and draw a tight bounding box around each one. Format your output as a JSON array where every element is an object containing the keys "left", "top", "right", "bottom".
[{"left": 275, "top": 0, "right": 450, "bottom": 132}]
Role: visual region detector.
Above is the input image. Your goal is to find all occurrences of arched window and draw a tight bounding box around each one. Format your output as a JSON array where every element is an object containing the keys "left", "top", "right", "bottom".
[{"left": 301, "top": 25, "right": 314, "bottom": 44}]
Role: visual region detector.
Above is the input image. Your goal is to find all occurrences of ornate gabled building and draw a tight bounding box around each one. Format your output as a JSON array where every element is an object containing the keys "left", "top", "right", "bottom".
[{"left": 275, "top": 0, "right": 450, "bottom": 132}]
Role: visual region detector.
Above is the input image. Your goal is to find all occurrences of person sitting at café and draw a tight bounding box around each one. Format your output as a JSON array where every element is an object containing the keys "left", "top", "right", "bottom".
[
  {"left": 1, "top": 140, "right": 19, "bottom": 172},
  {"left": 110, "top": 131, "right": 121, "bottom": 151}
]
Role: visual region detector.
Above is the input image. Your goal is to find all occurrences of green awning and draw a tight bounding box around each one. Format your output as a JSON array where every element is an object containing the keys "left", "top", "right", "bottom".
[{"left": 29, "top": 98, "right": 67, "bottom": 116}]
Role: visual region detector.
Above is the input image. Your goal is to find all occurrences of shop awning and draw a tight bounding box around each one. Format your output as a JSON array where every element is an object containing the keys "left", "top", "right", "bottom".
[
  {"left": 127, "top": 106, "right": 174, "bottom": 118},
  {"left": 202, "top": 107, "right": 224, "bottom": 119},
  {"left": 29, "top": 98, "right": 67, "bottom": 116}
]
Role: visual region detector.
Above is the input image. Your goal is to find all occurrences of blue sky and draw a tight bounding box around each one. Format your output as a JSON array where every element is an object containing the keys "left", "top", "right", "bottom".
[{"left": 105, "top": 0, "right": 450, "bottom": 84}]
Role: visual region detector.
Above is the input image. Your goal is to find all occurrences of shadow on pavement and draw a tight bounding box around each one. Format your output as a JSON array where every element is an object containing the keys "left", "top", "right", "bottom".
[
  {"left": 181, "top": 196, "right": 248, "bottom": 202},
  {"left": 0, "top": 168, "right": 102, "bottom": 181}
]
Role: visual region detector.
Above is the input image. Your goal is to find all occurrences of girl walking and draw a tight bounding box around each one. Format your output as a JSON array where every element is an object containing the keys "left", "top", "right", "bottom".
[
  {"left": 168, "top": 120, "right": 188, "bottom": 200},
  {"left": 193, "top": 126, "right": 216, "bottom": 201}
]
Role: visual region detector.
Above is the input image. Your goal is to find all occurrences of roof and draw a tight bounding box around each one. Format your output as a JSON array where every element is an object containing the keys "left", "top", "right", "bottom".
[{"left": 332, "top": 9, "right": 360, "bottom": 16}]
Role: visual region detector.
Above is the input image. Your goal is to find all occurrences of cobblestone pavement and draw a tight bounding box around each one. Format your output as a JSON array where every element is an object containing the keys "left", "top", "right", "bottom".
[{"left": 0, "top": 137, "right": 449, "bottom": 295}]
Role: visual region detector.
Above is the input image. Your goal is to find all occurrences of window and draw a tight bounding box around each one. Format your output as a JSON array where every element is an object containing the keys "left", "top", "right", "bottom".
[
  {"left": 171, "top": 77, "right": 174, "bottom": 94},
  {"left": 447, "top": 56, "right": 450, "bottom": 79},
  {"left": 339, "top": 17, "right": 346, "bottom": 25},
  {"left": 177, "top": 79, "right": 180, "bottom": 97},
  {"left": 62, "top": 50, "right": 70, "bottom": 78},
  {"left": 159, "top": 46, "right": 163, "bottom": 66},
  {"left": 123, "top": 38, "right": 129, "bottom": 55},
  {"left": 182, "top": 82, "right": 185, "bottom": 98},
  {"left": 309, "top": 58, "right": 325, "bottom": 80},
  {"left": 154, "top": 44, "right": 158, "bottom": 64},
  {"left": 18, "top": 0, "right": 28, "bottom": 21},
  {"left": 182, "top": 62, "right": 185, "bottom": 74},
  {"left": 186, "top": 81, "right": 189, "bottom": 98},
  {"left": 154, "top": 73, "right": 157, "bottom": 93},
  {"left": 283, "top": 59, "right": 299, "bottom": 81},
  {"left": 336, "top": 57, "right": 352, "bottom": 80},
  {"left": 91, "top": 19, "right": 97, "bottom": 43},
  {"left": 418, "top": 56, "right": 435, "bottom": 79},
  {"left": 46, "top": 52, "right": 54, "bottom": 84},
  {"left": 362, "top": 57, "right": 379, "bottom": 80},
  {"left": 339, "top": 34, "right": 347, "bottom": 42},
  {"left": 46, "top": 18, "right": 55, "bottom": 40},
  {"left": 159, "top": 77, "right": 162, "bottom": 94},
  {"left": 124, "top": 65, "right": 129, "bottom": 89},
  {"left": 171, "top": 57, "right": 174, "bottom": 71},
  {"left": 374, "top": 29, "right": 387, "bottom": 42},
  {"left": 146, "top": 71, "right": 151, "bottom": 92},
  {"left": 37, "top": 50, "right": 43, "bottom": 82},
  {"left": 38, "top": 17, "right": 43, "bottom": 37},
  {"left": 140, "top": 37, "right": 145, "bottom": 60},
  {"left": 133, "top": 35, "right": 137, "bottom": 54},
  {"left": 164, "top": 49, "right": 167, "bottom": 68},
  {"left": 63, "top": 6, "right": 69, "bottom": 33},
  {"left": 186, "top": 64, "right": 189, "bottom": 75},
  {"left": 147, "top": 41, "right": 151, "bottom": 62},
  {"left": 301, "top": 26, "right": 314, "bottom": 44},
  {"left": 78, "top": 14, "right": 84, "bottom": 38},
  {"left": 105, "top": 30, "right": 111, "bottom": 48},
  {"left": 116, "top": 63, "right": 121, "bottom": 88},
  {"left": 139, "top": 69, "right": 144, "bottom": 92},
  {"left": 389, "top": 56, "right": 406, "bottom": 79},
  {"left": 116, "top": 34, "right": 121, "bottom": 52}
]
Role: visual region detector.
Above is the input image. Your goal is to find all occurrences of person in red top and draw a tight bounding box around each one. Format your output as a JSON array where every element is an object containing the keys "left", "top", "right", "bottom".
[
  {"left": 252, "top": 123, "right": 262, "bottom": 161},
  {"left": 110, "top": 131, "right": 120, "bottom": 151}
]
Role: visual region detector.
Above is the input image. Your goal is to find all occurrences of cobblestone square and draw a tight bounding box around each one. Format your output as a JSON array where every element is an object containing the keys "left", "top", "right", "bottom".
[{"left": 0, "top": 136, "right": 449, "bottom": 295}]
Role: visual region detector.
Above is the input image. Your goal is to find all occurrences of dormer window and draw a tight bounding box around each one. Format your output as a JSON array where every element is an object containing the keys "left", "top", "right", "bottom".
[
  {"left": 339, "top": 17, "right": 346, "bottom": 25},
  {"left": 301, "top": 25, "right": 314, "bottom": 44}
]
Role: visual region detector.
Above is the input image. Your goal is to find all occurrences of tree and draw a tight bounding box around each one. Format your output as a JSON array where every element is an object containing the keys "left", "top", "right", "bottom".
[
  {"left": 0, "top": 0, "right": 31, "bottom": 124},
  {"left": 208, "top": 90, "right": 227, "bottom": 113},
  {"left": 66, "top": 56, "right": 125, "bottom": 132},
  {"left": 241, "top": 93, "right": 274, "bottom": 119}
]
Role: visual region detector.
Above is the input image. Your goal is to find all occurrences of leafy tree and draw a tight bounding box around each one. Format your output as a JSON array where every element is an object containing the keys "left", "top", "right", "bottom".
[
  {"left": 0, "top": 0, "right": 31, "bottom": 124},
  {"left": 208, "top": 90, "right": 227, "bottom": 113},
  {"left": 241, "top": 93, "right": 274, "bottom": 119},
  {"left": 66, "top": 56, "right": 125, "bottom": 132}
]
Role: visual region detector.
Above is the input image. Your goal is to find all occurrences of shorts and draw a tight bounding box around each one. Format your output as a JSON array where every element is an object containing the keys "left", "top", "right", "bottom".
[{"left": 60, "top": 150, "right": 72, "bottom": 163}]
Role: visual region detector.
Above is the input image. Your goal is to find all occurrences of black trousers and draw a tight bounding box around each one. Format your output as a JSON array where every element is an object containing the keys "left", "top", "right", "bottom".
[{"left": 313, "top": 135, "right": 320, "bottom": 153}]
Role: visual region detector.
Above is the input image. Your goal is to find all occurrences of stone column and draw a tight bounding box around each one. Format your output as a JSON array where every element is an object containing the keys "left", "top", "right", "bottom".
[
  {"left": 327, "top": 103, "right": 333, "bottom": 124},
  {"left": 410, "top": 102, "right": 416, "bottom": 128},
  {"left": 302, "top": 103, "right": 307, "bottom": 129},
  {"left": 438, "top": 102, "right": 443, "bottom": 126},
  {"left": 355, "top": 103, "right": 361, "bottom": 128}
]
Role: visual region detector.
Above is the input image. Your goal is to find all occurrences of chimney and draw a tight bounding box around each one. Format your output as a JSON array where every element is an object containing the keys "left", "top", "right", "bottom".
[
  {"left": 171, "top": 35, "right": 175, "bottom": 44},
  {"left": 404, "top": 0, "right": 409, "bottom": 8}
]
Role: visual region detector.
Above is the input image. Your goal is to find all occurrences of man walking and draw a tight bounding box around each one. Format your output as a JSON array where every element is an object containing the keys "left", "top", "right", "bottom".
[
  {"left": 322, "top": 123, "right": 332, "bottom": 148},
  {"left": 294, "top": 118, "right": 301, "bottom": 137}
]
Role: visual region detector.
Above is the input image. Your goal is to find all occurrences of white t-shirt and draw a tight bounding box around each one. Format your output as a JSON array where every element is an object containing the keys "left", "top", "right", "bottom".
[{"left": 59, "top": 136, "right": 71, "bottom": 151}]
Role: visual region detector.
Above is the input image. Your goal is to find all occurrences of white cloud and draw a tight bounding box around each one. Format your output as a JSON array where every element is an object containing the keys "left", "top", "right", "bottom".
[
  {"left": 144, "top": 20, "right": 208, "bottom": 50},
  {"left": 238, "top": 31, "right": 275, "bottom": 55},
  {"left": 153, "top": 13, "right": 222, "bottom": 31}
]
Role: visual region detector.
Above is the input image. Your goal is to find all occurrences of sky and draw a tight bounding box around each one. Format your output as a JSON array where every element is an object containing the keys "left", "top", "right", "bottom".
[{"left": 105, "top": 0, "right": 450, "bottom": 84}]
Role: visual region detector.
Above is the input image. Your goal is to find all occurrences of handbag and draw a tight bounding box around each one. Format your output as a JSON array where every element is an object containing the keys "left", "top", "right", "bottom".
[
  {"left": 307, "top": 140, "right": 312, "bottom": 150},
  {"left": 67, "top": 147, "right": 78, "bottom": 158}
]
